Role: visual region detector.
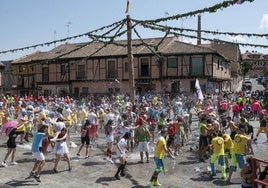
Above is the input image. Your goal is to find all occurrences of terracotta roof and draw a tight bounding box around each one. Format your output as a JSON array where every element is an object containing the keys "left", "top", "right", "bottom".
[
  {"left": 12, "top": 51, "right": 47, "bottom": 64},
  {"left": 58, "top": 37, "right": 219, "bottom": 59},
  {"left": 241, "top": 51, "right": 268, "bottom": 60},
  {"left": 11, "top": 37, "right": 226, "bottom": 63}
]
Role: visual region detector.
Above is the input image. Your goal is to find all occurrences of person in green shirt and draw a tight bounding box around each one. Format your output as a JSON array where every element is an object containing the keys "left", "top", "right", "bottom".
[{"left": 135, "top": 121, "right": 151, "bottom": 163}]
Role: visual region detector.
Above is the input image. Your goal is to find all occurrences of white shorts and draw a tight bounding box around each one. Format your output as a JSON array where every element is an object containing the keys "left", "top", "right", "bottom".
[
  {"left": 106, "top": 134, "right": 114, "bottom": 143},
  {"left": 138, "top": 141, "right": 149, "bottom": 152},
  {"left": 32, "top": 152, "right": 45, "bottom": 161}
]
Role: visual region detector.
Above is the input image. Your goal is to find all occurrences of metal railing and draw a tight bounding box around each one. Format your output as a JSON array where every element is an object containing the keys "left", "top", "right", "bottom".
[{"left": 252, "top": 157, "right": 268, "bottom": 188}]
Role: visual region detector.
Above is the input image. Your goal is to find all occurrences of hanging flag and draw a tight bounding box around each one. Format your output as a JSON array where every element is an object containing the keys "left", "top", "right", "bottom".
[
  {"left": 125, "top": 0, "right": 130, "bottom": 14},
  {"left": 195, "top": 79, "right": 204, "bottom": 101},
  {"left": 236, "top": 0, "right": 246, "bottom": 4}
]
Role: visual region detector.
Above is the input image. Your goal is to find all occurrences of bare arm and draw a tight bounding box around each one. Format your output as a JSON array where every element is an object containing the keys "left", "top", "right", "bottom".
[{"left": 163, "top": 144, "right": 175, "bottom": 159}]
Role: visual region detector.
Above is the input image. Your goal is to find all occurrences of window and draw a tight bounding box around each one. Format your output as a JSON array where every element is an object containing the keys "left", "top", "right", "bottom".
[
  {"left": 44, "top": 89, "right": 52, "bottom": 96},
  {"left": 107, "top": 59, "right": 116, "bottom": 78},
  {"left": 77, "top": 64, "right": 86, "bottom": 79},
  {"left": 61, "top": 64, "right": 68, "bottom": 75},
  {"left": 42, "top": 67, "right": 49, "bottom": 82},
  {"left": 17, "top": 75, "right": 23, "bottom": 87},
  {"left": 81, "top": 87, "right": 88, "bottom": 94},
  {"left": 18, "top": 66, "right": 24, "bottom": 72},
  {"left": 74, "top": 88, "right": 79, "bottom": 97},
  {"left": 124, "top": 61, "right": 129, "bottom": 72},
  {"left": 167, "top": 57, "right": 177, "bottom": 68},
  {"left": 190, "top": 56, "right": 204, "bottom": 76},
  {"left": 139, "top": 58, "right": 150, "bottom": 77}
]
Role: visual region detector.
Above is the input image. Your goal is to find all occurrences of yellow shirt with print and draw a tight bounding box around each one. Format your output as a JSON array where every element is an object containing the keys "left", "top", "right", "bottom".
[
  {"left": 211, "top": 136, "right": 224, "bottom": 155},
  {"left": 223, "top": 133, "right": 234, "bottom": 150},
  {"left": 154, "top": 136, "right": 166, "bottom": 159},
  {"left": 233, "top": 134, "right": 249, "bottom": 154}
]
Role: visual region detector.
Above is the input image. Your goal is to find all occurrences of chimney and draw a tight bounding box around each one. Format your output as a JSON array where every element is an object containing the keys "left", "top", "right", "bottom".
[{"left": 197, "top": 14, "right": 201, "bottom": 45}]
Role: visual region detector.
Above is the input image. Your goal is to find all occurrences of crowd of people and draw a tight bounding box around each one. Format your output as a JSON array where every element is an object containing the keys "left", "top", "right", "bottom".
[{"left": 0, "top": 90, "right": 267, "bottom": 187}]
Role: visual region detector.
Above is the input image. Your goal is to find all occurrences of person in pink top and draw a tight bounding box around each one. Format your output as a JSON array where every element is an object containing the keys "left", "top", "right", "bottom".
[
  {"left": 251, "top": 99, "right": 261, "bottom": 120},
  {"left": 232, "top": 102, "right": 240, "bottom": 119},
  {"left": 219, "top": 99, "right": 228, "bottom": 115}
]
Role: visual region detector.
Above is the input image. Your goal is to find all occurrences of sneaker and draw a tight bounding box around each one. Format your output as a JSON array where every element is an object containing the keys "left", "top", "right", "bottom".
[
  {"left": 68, "top": 166, "right": 72, "bottom": 172},
  {"left": 85, "top": 156, "right": 89, "bottom": 159},
  {"left": 10, "top": 161, "right": 18, "bottom": 165},
  {"left": 154, "top": 180, "right": 162, "bottom": 186},
  {"left": 30, "top": 171, "right": 35, "bottom": 176},
  {"left": 1, "top": 162, "right": 8, "bottom": 167},
  {"left": 34, "top": 175, "right": 41, "bottom": 183},
  {"left": 106, "top": 157, "right": 114, "bottom": 164},
  {"left": 109, "top": 158, "right": 114, "bottom": 164},
  {"left": 138, "top": 161, "right": 144, "bottom": 164},
  {"left": 120, "top": 172, "right": 126, "bottom": 177},
  {"left": 148, "top": 181, "right": 154, "bottom": 188},
  {"left": 76, "top": 153, "right": 80, "bottom": 157}
]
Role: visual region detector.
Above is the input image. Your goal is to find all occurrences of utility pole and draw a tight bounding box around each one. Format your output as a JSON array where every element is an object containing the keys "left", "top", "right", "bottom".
[
  {"left": 197, "top": 14, "right": 201, "bottom": 45},
  {"left": 126, "top": 15, "right": 135, "bottom": 103}
]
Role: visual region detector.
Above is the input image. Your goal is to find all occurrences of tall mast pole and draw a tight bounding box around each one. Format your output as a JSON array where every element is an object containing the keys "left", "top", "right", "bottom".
[{"left": 126, "top": 15, "right": 135, "bottom": 103}]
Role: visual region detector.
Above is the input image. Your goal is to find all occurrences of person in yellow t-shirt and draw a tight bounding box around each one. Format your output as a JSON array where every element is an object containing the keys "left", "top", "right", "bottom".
[
  {"left": 227, "top": 128, "right": 250, "bottom": 183},
  {"left": 222, "top": 132, "right": 233, "bottom": 172},
  {"left": 210, "top": 132, "right": 226, "bottom": 179},
  {"left": 15, "top": 112, "right": 29, "bottom": 144},
  {"left": 148, "top": 128, "right": 175, "bottom": 188}
]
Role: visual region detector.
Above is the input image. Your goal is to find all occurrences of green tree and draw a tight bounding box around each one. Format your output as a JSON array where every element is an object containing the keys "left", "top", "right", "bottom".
[{"left": 240, "top": 61, "right": 253, "bottom": 78}]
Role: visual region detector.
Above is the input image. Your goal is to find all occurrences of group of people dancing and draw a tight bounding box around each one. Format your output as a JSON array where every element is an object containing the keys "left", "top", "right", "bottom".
[
  {"left": 195, "top": 89, "right": 268, "bottom": 187},
  {"left": 0, "top": 90, "right": 267, "bottom": 187}
]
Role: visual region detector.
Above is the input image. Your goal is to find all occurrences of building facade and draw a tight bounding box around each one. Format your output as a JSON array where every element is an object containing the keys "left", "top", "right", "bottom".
[{"left": 11, "top": 37, "right": 234, "bottom": 97}]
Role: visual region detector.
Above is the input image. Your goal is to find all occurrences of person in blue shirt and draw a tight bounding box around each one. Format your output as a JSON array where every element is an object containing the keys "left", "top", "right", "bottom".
[{"left": 30, "top": 121, "right": 48, "bottom": 183}]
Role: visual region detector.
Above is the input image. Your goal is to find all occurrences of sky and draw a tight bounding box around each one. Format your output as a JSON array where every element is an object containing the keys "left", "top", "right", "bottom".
[{"left": 0, "top": 0, "right": 268, "bottom": 61}]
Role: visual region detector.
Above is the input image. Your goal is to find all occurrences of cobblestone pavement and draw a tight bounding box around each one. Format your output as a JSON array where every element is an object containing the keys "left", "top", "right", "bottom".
[{"left": 0, "top": 113, "right": 267, "bottom": 188}]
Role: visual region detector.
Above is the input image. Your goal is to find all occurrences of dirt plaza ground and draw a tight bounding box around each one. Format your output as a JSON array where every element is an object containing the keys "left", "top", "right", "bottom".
[{"left": 0, "top": 113, "right": 267, "bottom": 188}]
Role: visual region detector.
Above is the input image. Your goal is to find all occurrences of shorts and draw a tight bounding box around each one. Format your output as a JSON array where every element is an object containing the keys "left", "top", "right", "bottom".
[
  {"left": 7, "top": 139, "right": 16, "bottom": 148},
  {"left": 106, "top": 134, "right": 114, "bottom": 143},
  {"left": 210, "top": 154, "right": 225, "bottom": 166},
  {"left": 81, "top": 135, "right": 90, "bottom": 145},
  {"left": 138, "top": 141, "right": 149, "bottom": 152},
  {"left": 154, "top": 157, "right": 164, "bottom": 172},
  {"left": 230, "top": 153, "right": 245, "bottom": 170},
  {"left": 200, "top": 135, "right": 209, "bottom": 147},
  {"left": 32, "top": 152, "right": 45, "bottom": 161}
]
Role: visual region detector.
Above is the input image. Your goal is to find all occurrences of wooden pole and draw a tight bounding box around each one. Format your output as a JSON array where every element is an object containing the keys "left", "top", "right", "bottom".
[{"left": 126, "top": 15, "right": 135, "bottom": 103}]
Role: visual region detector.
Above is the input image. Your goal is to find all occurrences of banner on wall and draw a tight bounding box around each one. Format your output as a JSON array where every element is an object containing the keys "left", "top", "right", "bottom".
[{"left": 195, "top": 79, "right": 204, "bottom": 101}]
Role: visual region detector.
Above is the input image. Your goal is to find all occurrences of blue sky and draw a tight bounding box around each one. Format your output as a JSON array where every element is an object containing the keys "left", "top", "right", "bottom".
[{"left": 0, "top": 0, "right": 267, "bottom": 61}]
